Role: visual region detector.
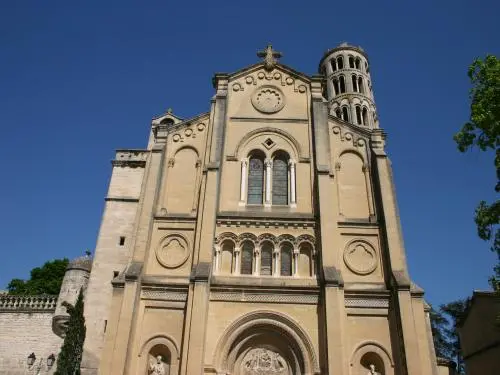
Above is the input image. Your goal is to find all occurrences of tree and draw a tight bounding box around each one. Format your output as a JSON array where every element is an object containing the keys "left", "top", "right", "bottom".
[
  {"left": 430, "top": 307, "right": 453, "bottom": 359},
  {"left": 7, "top": 258, "right": 69, "bottom": 295},
  {"left": 454, "top": 54, "right": 500, "bottom": 289},
  {"left": 429, "top": 299, "right": 471, "bottom": 374},
  {"left": 55, "top": 289, "right": 86, "bottom": 375}
]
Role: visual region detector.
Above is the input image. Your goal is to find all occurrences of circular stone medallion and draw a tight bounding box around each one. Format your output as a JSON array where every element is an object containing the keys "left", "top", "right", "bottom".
[
  {"left": 156, "top": 234, "right": 190, "bottom": 268},
  {"left": 343, "top": 239, "right": 377, "bottom": 275},
  {"left": 251, "top": 85, "right": 286, "bottom": 114}
]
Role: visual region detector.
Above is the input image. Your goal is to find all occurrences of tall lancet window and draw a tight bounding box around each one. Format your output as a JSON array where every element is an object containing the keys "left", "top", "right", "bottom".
[
  {"left": 247, "top": 151, "right": 265, "bottom": 204},
  {"left": 272, "top": 152, "right": 289, "bottom": 205}
]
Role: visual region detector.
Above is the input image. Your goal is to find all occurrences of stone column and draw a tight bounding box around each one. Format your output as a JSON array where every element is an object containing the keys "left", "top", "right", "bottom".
[
  {"left": 293, "top": 248, "right": 299, "bottom": 277},
  {"left": 254, "top": 247, "right": 260, "bottom": 276},
  {"left": 264, "top": 159, "right": 272, "bottom": 206},
  {"left": 213, "top": 245, "right": 221, "bottom": 274},
  {"left": 240, "top": 159, "right": 248, "bottom": 203},
  {"left": 234, "top": 246, "right": 240, "bottom": 275},
  {"left": 273, "top": 248, "right": 280, "bottom": 277},
  {"left": 289, "top": 159, "right": 296, "bottom": 205}
]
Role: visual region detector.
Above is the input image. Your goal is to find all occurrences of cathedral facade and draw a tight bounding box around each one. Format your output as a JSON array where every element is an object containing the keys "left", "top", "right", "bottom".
[{"left": 79, "top": 44, "right": 441, "bottom": 375}]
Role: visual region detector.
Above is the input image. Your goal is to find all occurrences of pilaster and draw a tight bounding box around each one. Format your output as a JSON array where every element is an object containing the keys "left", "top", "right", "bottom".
[{"left": 181, "top": 73, "right": 228, "bottom": 375}]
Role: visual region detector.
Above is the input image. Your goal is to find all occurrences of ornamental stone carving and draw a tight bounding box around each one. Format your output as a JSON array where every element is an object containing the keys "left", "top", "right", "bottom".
[
  {"left": 156, "top": 234, "right": 190, "bottom": 269},
  {"left": 343, "top": 239, "right": 377, "bottom": 275},
  {"left": 241, "top": 348, "right": 288, "bottom": 375},
  {"left": 251, "top": 86, "right": 286, "bottom": 114}
]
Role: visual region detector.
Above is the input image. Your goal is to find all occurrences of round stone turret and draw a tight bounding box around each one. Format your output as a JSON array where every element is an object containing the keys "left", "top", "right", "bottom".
[
  {"left": 52, "top": 253, "right": 92, "bottom": 337},
  {"left": 319, "top": 43, "right": 378, "bottom": 128}
]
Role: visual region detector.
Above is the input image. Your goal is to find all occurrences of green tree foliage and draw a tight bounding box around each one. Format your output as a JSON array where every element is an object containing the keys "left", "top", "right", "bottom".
[
  {"left": 454, "top": 55, "right": 500, "bottom": 289},
  {"left": 55, "top": 289, "right": 86, "bottom": 375},
  {"left": 7, "top": 258, "right": 69, "bottom": 295},
  {"left": 430, "top": 299, "right": 471, "bottom": 374}
]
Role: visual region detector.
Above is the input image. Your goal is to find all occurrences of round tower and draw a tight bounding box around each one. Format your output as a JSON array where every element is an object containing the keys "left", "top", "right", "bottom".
[
  {"left": 52, "top": 253, "right": 92, "bottom": 337},
  {"left": 319, "top": 43, "right": 378, "bottom": 128}
]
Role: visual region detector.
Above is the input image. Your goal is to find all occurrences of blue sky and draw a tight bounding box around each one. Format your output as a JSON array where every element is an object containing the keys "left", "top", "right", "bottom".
[{"left": 1, "top": 1, "right": 498, "bottom": 308}]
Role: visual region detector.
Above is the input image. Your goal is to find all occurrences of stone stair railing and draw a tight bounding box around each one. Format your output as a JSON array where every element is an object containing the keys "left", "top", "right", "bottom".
[{"left": 0, "top": 294, "right": 58, "bottom": 312}]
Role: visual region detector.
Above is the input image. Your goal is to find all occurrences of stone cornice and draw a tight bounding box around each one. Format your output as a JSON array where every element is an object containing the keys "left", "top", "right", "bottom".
[{"left": 112, "top": 149, "right": 149, "bottom": 168}]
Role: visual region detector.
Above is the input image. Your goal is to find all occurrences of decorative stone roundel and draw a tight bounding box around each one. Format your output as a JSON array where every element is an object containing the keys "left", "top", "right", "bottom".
[
  {"left": 251, "top": 85, "right": 286, "bottom": 114},
  {"left": 156, "top": 234, "right": 190, "bottom": 268},
  {"left": 343, "top": 239, "right": 377, "bottom": 275}
]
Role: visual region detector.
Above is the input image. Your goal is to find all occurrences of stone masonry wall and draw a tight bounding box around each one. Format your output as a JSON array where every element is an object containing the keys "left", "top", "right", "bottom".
[{"left": 0, "top": 296, "right": 62, "bottom": 375}]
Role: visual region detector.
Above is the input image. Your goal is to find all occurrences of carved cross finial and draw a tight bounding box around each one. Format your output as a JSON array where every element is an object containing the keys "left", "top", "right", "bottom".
[{"left": 257, "top": 44, "right": 282, "bottom": 71}]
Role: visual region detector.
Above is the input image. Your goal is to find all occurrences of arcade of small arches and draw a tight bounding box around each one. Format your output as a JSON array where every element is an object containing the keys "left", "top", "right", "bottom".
[
  {"left": 239, "top": 148, "right": 297, "bottom": 207},
  {"left": 213, "top": 233, "right": 316, "bottom": 278},
  {"left": 333, "top": 104, "right": 371, "bottom": 126}
]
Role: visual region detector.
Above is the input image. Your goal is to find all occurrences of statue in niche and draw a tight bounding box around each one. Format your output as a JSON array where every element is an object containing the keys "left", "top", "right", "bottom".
[
  {"left": 242, "top": 348, "right": 287, "bottom": 374},
  {"left": 367, "top": 364, "right": 381, "bottom": 375},
  {"left": 148, "top": 355, "right": 166, "bottom": 375}
]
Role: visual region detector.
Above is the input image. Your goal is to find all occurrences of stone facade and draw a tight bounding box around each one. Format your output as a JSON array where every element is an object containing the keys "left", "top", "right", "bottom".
[{"left": 0, "top": 44, "right": 450, "bottom": 375}]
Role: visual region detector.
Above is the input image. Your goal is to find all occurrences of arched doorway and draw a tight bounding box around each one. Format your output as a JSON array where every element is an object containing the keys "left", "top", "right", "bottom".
[{"left": 215, "top": 311, "right": 320, "bottom": 375}]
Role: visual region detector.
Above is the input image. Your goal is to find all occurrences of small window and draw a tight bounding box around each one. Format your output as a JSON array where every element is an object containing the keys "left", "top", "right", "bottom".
[
  {"left": 362, "top": 107, "right": 369, "bottom": 126},
  {"left": 342, "top": 107, "right": 349, "bottom": 122},
  {"left": 240, "top": 242, "right": 254, "bottom": 275},
  {"left": 330, "top": 59, "right": 337, "bottom": 72},
  {"left": 339, "top": 76, "right": 346, "bottom": 93},
  {"left": 358, "top": 77, "right": 364, "bottom": 94},
  {"left": 335, "top": 108, "right": 342, "bottom": 118},
  {"left": 160, "top": 118, "right": 174, "bottom": 126},
  {"left": 352, "top": 75, "right": 358, "bottom": 92},
  {"left": 104, "top": 320, "right": 107, "bottom": 333},
  {"left": 280, "top": 243, "right": 293, "bottom": 276},
  {"left": 355, "top": 58, "right": 361, "bottom": 70},
  {"left": 349, "top": 56, "right": 355, "bottom": 69},
  {"left": 260, "top": 242, "right": 273, "bottom": 276},
  {"left": 332, "top": 78, "right": 340, "bottom": 96},
  {"left": 356, "top": 106, "right": 362, "bottom": 125},
  {"left": 337, "top": 56, "right": 344, "bottom": 70},
  {"left": 113, "top": 271, "right": 119, "bottom": 278},
  {"left": 119, "top": 236, "right": 125, "bottom": 246}
]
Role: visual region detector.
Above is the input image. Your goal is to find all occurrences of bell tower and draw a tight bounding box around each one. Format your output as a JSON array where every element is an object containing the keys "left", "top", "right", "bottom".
[{"left": 319, "top": 42, "right": 379, "bottom": 128}]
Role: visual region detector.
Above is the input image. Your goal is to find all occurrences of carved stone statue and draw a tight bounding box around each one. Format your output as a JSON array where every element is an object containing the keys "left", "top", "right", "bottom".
[
  {"left": 148, "top": 355, "right": 165, "bottom": 375},
  {"left": 242, "top": 348, "right": 287, "bottom": 374},
  {"left": 367, "top": 364, "right": 381, "bottom": 375}
]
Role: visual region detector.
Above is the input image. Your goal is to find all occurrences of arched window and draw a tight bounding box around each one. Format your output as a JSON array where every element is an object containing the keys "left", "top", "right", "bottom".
[
  {"left": 355, "top": 58, "right": 361, "bottom": 70},
  {"left": 299, "top": 243, "right": 313, "bottom": 277},
  {"left": 260, "top": 242, "right": 273, "bottom": 276},
  {"left": 272, "top": 152, "right": 289, "bottom": 205},
  {"left": 365, "top": 62, "right": 369, "bottom": 73},
  {"left": 342, "top": 107, "right": 349, "bottom": 122},
  {"left": 335, "top": 108, "right": 342, "bottom": 118},
  {"left": 280, "top": 243, "right": 293, "bottom": 276},
  {"left": 339, "top": 76, "right": 346, "bottom": 93},
  {"left": 160, "top": 118, "right": 174, "bottom": 126},
  {"left": 240, "top": 241, "right": 254, "bottom": 275},
  {"left": 362, "top": 107, "right": 369, "bottom": 126},
  {"left": 332, "top": 78, "right": 340, "bottom": 95},
  {"left": 247, "top": 151, "right": 265, "bottom": 204},
  {"left": 220, "top": 241, "right": 235, "bottom": 275},
  {"left": 349, "top": 56, "right": 355, "bottom": 68},
  {"left": 352, "top": 75, "right": 358, "bottom": 92},
  {"left": 356, "top": 106, "right": 362, "bottom": 125},
  {"left": 330, "top": 59, "right": 337, "bottom": 72},
  {"left": 337, "top": 56, "right": 344, "bottom": 70},
  {"left": 358, "top": 77, "right": 364, "bottom": 94}
]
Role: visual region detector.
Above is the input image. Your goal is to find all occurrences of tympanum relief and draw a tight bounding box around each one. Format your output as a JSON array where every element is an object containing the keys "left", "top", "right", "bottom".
[{"left": 241, "top": 348, "right": 288, "bottom": 375}]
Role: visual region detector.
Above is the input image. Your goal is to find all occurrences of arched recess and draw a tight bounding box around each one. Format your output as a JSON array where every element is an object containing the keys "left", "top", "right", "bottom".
[
  {"left": 220, "top": 240, "right": 235, "bottom": 275},
  {"left": 349, "top": 341, "right": 394, "bottom": 375},
  {"left": 214, "top": 311, "right": 320, "bottom": 375},
  {"left": 231, "top": 127, "right": 302, "bottom": 162},
  {"left": 165, "top": 147, "right": 199, "bottom": 213},
  {"left": 138, "top": 334, "right": 180, "bottom": 375},
  {"left": 337, "top": 151, "right": 370, "bottom": 218}
]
